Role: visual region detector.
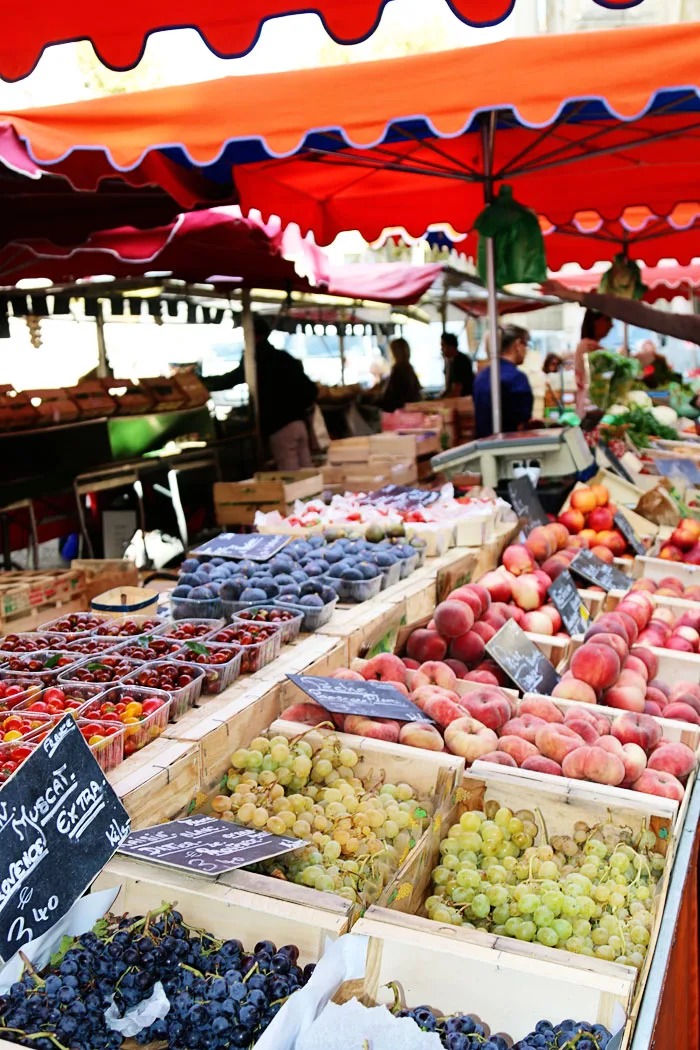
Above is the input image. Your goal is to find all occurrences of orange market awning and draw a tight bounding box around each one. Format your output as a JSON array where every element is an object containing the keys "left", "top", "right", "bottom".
[
  {"left": 5, "top": 21, "right": 700, "bottom": 249},
  {"left": 3, "top": 0, "right": 641, "bottom": 82}
]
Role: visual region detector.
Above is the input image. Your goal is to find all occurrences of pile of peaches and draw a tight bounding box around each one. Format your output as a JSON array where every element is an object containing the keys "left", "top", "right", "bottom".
[
  {"left": 557, "top": 482, "right": 639, "bottom": 559},
  {"left": 631, "top": 576, "right": 700, "bottom": 602},
  {"left": 658, "top": 517, "right": 700, "bottom": 564}
]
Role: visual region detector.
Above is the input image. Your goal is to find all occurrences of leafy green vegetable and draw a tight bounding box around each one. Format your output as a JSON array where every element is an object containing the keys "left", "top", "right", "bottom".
[{"left": 607, "top": 405, "right": 678, "bottom": 448}]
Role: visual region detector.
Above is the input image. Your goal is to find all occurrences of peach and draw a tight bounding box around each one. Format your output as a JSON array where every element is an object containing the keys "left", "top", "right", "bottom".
[
  {"left": 521, "top": 755, "right": 563, "bottom": 776},
  {"left": 472, "top": 621, "right": 499, "bottom": 643},
  {"left": 449, "top": 631, "right": 486, "bottom": 668},
  {"left": 469, "top": 584, "right": 492, "bottom": 615},
  {"left": 614, "top": 611, "right": 640, "bottom": 645},
  {"left": 477, "top": 660, "right": 508, "bottom": 685},
  {"left": 502, "top": 544, "right": 537, "bottom": 576},
  {"left": 612, "top": 712, "right": 662, "bottom": 751},
  {"left": 511, "top": 575, "right": 543, "bottom": 611},
  {"left": 629, "top": 647, "right": 659, "bottom": 679},
  {"left": 685, "top": 585, "right": 700, "bottom": 601},
  {"left": 552, "top": 677, "right": 598, "bottom": 705},
  {"left": 620, "top": 742, "right": 647, "bottom": 785},
  {"left": 497, "top": 734, "right": 540, "bottom": 766},
  {"left": 361, "top": 653, "right": 408, "bottom": 684},
  {"left": 579, "top": 528, "right": 598, "bottom": 547},
  {"left": 567, "top": 535, "right": 589, "bottom": 550},
  {"left": 618, "top": 601, "right": 652, "bottom": 633},
  {"left": 525, "top": 525, "right": 554, "bottom": 561},
  {"left": 603, "top": 686, "right": 645, "bottom": 713},
  {"left": 403, "top": 657, "right": 420, "bottom": 670},
  {"left": 669, "top": 681, "right": 700, "bottom": 704},
  {"left": 476, "top": 751, "right": 517, "bottom": 767},
  {"left": 623, "top": 655, "right": 650, "bottom": 681},
  {"left": 598, "top": 734, "right": 624, "bottom": 757},
  {"left": 549, "top": 523, "right": 571, "bottom": 550},
  {"left": 448, "top": 585, "right": 484, "bottom": 620},
  {"left": 587, "top": 506, "right": 614, "bottom": 532},
  {"left": 570, "top": 643, "right": 620, "bottom": 691},
  {"left": 645, "top": 687, "right": 668, "bottom": 709},
  {"left": 605, "top": 532, "right": 627, "bottom": 558},
  {"left": 538, "top": 605, "right": 563, "bottom": 634},
  {"left": 444, "top": 658, "right": 468, "bottom": 679},
  {"left": 663, "top": 702, "right": 700, "bottom": 725},
  {"left": 659, "top": 544, "right": 683, "bottom": 562},
  {"left": 331, "top": 669, "right": 365, "bottom": 681},
  {"left": 460, "top": 688, "right": 513, "bottom": 731},
  {"left": 650, "top": 606, "right": 675, "bottom": 628},
  {"left": 591, "top": 483, "right": 609, "bottom": 507},
  {"left": 399, "top": 721, "right": 445, "bottom": 752},
  {"left": 444, "top": 716, "right": 499, "bottom": 762},
  {"left": 541, "top": 555, "right": 570, "bottom": 582},
  {"left": 658, "top": 576, "right": 685, "bottom": 591},
  {"left": 649, "top": 678, "right": 670, "bottom": 697},
  {"left": 533, "top": 569, "right": 553, "bottom": 597},
  {"left": 433, "top": 600, "right": 476, "bottom": 639},
  {"left": 586, "top": 632, "right": 629, "bottom": 664},
  {"left": 463, "top": 669, "right": 500, "bottom": 686},
  {"left": 565, "top": 717, "right": 600, "bottom": 745},
  {"left": 587, "top": 617, "right": 628, "bottom": 643},
  {"left": 676, "top": 625, "right": 700, "bottom": 649},
  {"left": 520, "top": 695, "right": 565, "bottom": 722},
  {"left": 571, "top": 488, "right": 597, "bottom": 514},
  {"left": 501, "top": 714, "right": 547, "bottom": 744},
  {"left": 413, "top": 661, "right": 458, "bottom": 692},
  {"left": 483, "top": 607, "right": 510, "bottom": 631},
  {"left": 632, "top": 578, "right": 657, "bottom": 593},
  {"left": 343, "top": 716, "right": 400, "bottom": 742},
  {"left": 666, "top": 636, "right": 696, "bottom": 653},
  {"left": 558, "top": 508, "right": 585, "bottom": 534},
  {"left": 562, "top": 745, "right": 625, "bottom": 786},
  {"left": 536, "top": 723, "right": 586, "bottom": 763},
  {"left": 648, "top": 741, "right": 696, "bottom": 779},
  {"left": 676, "top": 609, "right": 700, "bottom": 632},
  {"left": 281, "top": 702, "right": 331, "bottom": 726},
  {"left": 670, "top": 692, "right": 700, "bottom": 716},
  {"left": 591, "top": 545, "right": 615, "bottom": 565},
  {"left": 565, "top": 705, "right": 610, "bottom": 735},
  {"left": 616, "top": 670, "right": 648, "bottom": 693},
  {"left": 644, "top": 701, "right": 663, "bottom": 717},
  {"left": 406, "top": 628, "right": 447, "bottom": 664},
  {"left": 479, "top": 570, "right": 513, "bottom": 604},
  {"left": 632, "top": 768, "right": 685, "bottom": 801},
  {"left": 411, "top": 684, "right": 449, "bottom": 710},
  {"left": 670, "top": 526, "right": 698, "bottom": 552},
  {"left": 521, "top": 610, "right": 555, "bottom": 636}
]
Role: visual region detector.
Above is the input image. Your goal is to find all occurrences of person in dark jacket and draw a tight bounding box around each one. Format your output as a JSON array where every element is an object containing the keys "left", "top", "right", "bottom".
[
  {"left": 473, "top": 324, "right": 534, "bottom": 438},
  {"left": 381, "top": 337, "right": 422, "bottom": 411},
  {"left": 205, "top": 315, "right": 318, "bottom": 469},
  {"left": 441, "top": 332, "right": 474, "bottom": 397}
]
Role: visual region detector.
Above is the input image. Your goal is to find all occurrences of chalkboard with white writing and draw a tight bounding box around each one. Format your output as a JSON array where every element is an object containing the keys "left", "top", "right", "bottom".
[
  {"left": 118, "top": 815, "right": 304, "bottom": 876},
  {"left": 192, "top": 533, "right": 290, "bottom": 562},
  {"left": 507, "top": 476, "right": 548, "bottom": 534},
  {"left": 486, "top": 619, "right": 561, "bottom": 696},
  {"left": 570, "top": 549, "right": 632, "bottom": 592},
  {"left": 548, "top": 570, "right": 589, "bottom": 637},
  {"left": 613, "top": 512, "right": 646, "bottom": 557},
  {"left": 288, "top": 673, "right": 432, "bottom": 723},
  {"left": 0, "top": 715, "right": 129, "bottom": 963}
]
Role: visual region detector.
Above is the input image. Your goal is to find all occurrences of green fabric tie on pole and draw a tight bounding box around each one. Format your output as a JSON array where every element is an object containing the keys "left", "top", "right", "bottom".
[{"left": 476, "top": 184, "right": 547, "bottom": 287}]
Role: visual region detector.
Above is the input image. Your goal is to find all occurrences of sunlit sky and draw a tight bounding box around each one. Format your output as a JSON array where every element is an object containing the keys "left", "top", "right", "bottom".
[{"left": 0, "top": 0, "right": 532, "bottom": 109}]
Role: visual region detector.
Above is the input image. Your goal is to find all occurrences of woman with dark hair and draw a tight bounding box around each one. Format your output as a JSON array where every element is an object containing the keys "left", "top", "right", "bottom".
[
  {"left": 575, "top": 310, "right": 614, "bottom": 417},
  {"left": 381, "top": 337, "right": 422, "bottom": 411},
  {"left": 542, "top": 353, "right": 563, "bottom": 375}
]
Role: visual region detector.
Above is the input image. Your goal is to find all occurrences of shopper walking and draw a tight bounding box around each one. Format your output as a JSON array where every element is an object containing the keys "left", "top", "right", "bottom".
[{"left": 473, "top": 324, "right": 533, "bottom": 437}]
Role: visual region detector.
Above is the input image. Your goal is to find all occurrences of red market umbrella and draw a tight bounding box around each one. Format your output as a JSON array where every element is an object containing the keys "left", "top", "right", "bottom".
[
  {"left": 0, "top": 207, "right": 330, "bottom": 288},
  {"left": 2, "top": 0, "right": 640, "bottom": 82},
  {"left": 548, "top": 263, "right": 700, "bottom": 305}
]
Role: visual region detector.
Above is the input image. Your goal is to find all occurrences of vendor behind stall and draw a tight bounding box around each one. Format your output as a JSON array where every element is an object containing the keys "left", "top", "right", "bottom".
[
  {"left": 204, "top": 315, "right": 318, "bottom": 470},
  {"left": 473, "top": 324, "right": 534, "bottom": 437},
  {"left": 441, "top": 332, "right": 474, "bottom": 397},
  {"left": 381, "top": 337, "right": 422, "bottom": 411}
]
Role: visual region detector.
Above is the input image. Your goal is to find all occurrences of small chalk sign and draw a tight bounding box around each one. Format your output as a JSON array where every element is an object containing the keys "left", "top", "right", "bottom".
[
  {"left": 288, "top": 673, "right": 431, "bottom": 723},
  {"left": 507, "top": 476, "right": 548, "bottom": 534},
  {"left": 548, "top": 570, "right": 589, "bottom": 637},
  {"left": 118, "top": 814, "right": 304, "bottom": 876},
  {"left": 656, "top": 458, "right": 700, "bottom": 486},
  {"left": 570, "top": 549, "right": 632, "bottom": 592},
  {"left": 0, "top": 715, "right": 130, "bottom": 964},
  {"left": 597, "top": 442, "right": 635, "bottom": 484},
  {"left": 613, "top": 511, "right": 646, "bottom": 557},
  {"left": 486, "top": 619, "right": 560, "bottom": 696},
  {"left": 191, "top": 533, "right": 290, "bottom": 562}
]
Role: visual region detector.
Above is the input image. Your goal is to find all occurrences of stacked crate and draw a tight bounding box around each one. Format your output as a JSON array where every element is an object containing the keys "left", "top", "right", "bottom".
[{"left": 322, "top": 433, "right": 419, "bottom": 493}]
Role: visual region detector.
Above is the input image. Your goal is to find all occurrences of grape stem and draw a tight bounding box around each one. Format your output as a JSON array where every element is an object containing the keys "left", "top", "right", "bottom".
[
  {"left": 19, "top": 952, "right": 45, "bottom": 988},
  {"left": 0, "top": 1029, "right": 70, "bottom": 1050}
]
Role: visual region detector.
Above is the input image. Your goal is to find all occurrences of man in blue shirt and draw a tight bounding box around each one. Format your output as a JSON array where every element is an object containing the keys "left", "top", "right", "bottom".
[{"left": 473, "top": 324, "right": 534, "bottom": 438}]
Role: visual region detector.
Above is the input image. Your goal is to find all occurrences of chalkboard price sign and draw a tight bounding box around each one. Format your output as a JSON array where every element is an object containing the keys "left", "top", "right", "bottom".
[
  {"left": 0, "top": 715, "right": 129, "bottom": 964},
  {"left": 656, "top": 458, "right": 700, "bottom": 486},
  {"left": 192, "top": 533, "right": 290, "bottom": 562},
  {"left": 613, "top": 512, "right": 647, "bottom": 557},
  {"left": 288, "top": 674, "right": 431, "bottom": 723},
  {"left": 118, "top": 814, "right": 304, "bottom": 876},
  {"left": 485, "top": 619, "right": 561, "bottom": 696},
  {"left": 507, "top": 476, "right": 548, "bottom": 534},
  {"left": 570, "top": 549, "right": 632, "bottom": 592},
  {"left": 548, "top": 570, "right": 589, "bottom": 637}
]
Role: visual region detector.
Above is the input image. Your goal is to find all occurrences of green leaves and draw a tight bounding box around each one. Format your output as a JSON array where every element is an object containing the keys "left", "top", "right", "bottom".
[{"left": 185, "top": 641, "right": 210, "bottom": 657}]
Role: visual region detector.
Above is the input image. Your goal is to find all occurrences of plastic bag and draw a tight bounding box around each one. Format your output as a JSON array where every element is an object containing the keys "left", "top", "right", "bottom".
[{"left": 476, "top": 185, "right": 547, "bottom": 286}]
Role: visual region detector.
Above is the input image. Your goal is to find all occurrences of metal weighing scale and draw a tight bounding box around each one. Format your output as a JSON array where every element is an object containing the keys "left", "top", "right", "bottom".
[{"left": 431, "top": 428, "right": 595, "bottom": 489}]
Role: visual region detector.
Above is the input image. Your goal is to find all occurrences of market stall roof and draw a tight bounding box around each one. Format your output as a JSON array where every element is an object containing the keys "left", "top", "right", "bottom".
[
  {"left": 5, "top": 21, "right": 700, "bottom": 245},
  {"left": 2, "top": 0, "right": 634, "bottom": 82},
  {"left": 0, "top": 208, "right": 329, "bottom": 289},
  {"left": 548, "top": 264, "right": 700, "bottom": 305}
]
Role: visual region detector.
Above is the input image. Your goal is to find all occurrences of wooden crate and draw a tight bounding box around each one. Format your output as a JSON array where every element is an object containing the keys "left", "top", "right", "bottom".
[
  {"left": 342, "top": 907, "right": 636, "bottom": 1042},
  {"left": 0, "top": 567, "right": 85, "bottom": 624},
  {"left": 92, "top": 855, "right": 350, "bottom": 965},
  {"left": 634, "top": 553, "right": 700, "bottom": 588},
  {"left": 215, "top": 471, "right": 324, "bottom": 526},
  {"left": 71, "top": 558, "right": 138, "bottom": 602},
  {"left": 108, "top": 739, "right": 201, "bottom": 830}
]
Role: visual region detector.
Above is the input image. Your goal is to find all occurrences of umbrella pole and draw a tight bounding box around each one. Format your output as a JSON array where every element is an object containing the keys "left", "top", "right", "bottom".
[
  {"left": 241, "top": 288, "right": 263, "bottom": 468},
  {"left": 96, "top": 300, "right": 109, "bottom": 378},
  {"left": 481, "top": 115, "right": 502, "bottom": 434},
  {"left": 338, "top": 311, "right": 346, "bottom": 385}
]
